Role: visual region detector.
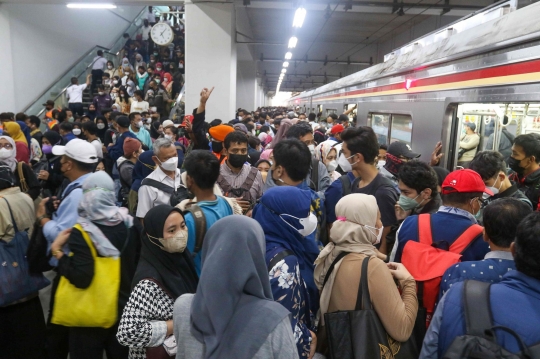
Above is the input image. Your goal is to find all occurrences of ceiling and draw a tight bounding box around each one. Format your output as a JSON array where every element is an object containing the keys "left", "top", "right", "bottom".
[
  {"left": 0, "top": 0, "right": 498, "bottom": 93},
  {"left": 233, "top": 0, "right": 495, "bottom": 94}
]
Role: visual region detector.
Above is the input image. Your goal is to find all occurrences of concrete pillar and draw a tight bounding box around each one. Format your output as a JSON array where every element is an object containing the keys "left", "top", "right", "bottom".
[
  {"left": 185, "top": 1, "right": 236, "bottom": 121},
  {"left": 0, "top": 5, "right": 16, "bottom": 113},
  {"left": 236, "top": 60, "right": 258, "bottom": 111}
]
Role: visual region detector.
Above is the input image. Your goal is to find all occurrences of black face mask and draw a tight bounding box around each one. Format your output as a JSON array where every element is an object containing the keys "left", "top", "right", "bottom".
[
  {"left": 228, "top": 154, "right": 248, "bottom": 168},
  {"left": 508, "top": 156, "right": 525, "bottom": 176},
  {"left": 212, "top": 141, "right": 223, "bottom": 154}
]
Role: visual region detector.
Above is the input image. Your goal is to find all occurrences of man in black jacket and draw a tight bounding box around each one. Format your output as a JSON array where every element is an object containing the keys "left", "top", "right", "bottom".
[
  {"left": 470, "top": 150, "right": 532, "bottom": 214},
  {"left": 188, "top": 87, "right": 214, "bottom": 151},
  {"left": 507, "top": 134, "right": 540, "bottom": 210}
]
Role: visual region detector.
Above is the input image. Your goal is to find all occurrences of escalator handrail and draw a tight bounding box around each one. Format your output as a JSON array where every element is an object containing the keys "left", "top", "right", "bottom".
[{"left": 23, "top": 6, "right": 148, "bottom": 116}]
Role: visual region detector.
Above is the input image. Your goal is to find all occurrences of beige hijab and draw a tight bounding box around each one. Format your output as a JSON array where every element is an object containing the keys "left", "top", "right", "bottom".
[{"left": 314, "top": 194, "right": 379, "bottom": 323}]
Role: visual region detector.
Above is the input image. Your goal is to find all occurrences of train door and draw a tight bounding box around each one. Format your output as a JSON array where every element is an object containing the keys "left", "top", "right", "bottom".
[{"left": 450, "top": 103, "right": 540, "bottom": 169}]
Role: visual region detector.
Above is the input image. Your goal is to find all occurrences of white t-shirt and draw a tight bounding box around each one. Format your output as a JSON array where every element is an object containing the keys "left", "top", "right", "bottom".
[
  {"left": 66, "top": 84, "right": 87, "bottom": 103},
  {"left": 90, "top": 139, "right": 103, "bottom": 159},
  {"left": 140, "top": 26, "right": 151, "bottom": 41},
  {"left": 92, "top": 56, "right": 108, "bottom": 70},
  {"left": 147, "top": 10, "right": 156, "bottom": 23},
  {"left": 130, "top": 100, "right": 149, "bottom": 114}
]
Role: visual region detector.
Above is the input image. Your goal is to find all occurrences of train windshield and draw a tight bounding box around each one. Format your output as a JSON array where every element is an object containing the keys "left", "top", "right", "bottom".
[{"left": 454, "top": 103, "right": 540, "bottom": 169}]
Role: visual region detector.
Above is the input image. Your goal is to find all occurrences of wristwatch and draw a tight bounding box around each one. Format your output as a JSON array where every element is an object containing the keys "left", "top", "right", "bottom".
[{"left": 36, "top": 214, "right": 50, "bottom": 226}]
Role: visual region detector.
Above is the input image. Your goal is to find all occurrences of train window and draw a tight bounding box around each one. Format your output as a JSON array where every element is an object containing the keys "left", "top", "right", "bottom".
[
  {"left": 326, "top": 109, "right": 337, "bottom": 116},
  {"left": 390, "top": 114, "right": 413, "bottom": 146},
  {"left": 454, "top": 103, "right": 540, "bottom": 169},
  {"left": 344, "top": 104, "right": 357, "bottom": 119},
  {"left": 369, "top": 113, "right": 390, "bottom": 145}
]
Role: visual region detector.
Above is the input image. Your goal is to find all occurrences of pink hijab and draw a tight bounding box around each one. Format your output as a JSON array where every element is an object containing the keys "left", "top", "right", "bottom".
[{"left": 268, "top": 119, "right": 292, "bottom": 149}]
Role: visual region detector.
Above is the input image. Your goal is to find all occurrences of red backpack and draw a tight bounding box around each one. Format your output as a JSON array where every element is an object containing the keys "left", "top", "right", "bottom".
[{"left": 402, "top": 214, "right": 483, "bottom": 327}]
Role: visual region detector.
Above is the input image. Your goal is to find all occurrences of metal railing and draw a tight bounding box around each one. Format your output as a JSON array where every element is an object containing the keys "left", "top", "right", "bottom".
[{"left": 23, "top": 6, "right": 149, "bottom": 117}]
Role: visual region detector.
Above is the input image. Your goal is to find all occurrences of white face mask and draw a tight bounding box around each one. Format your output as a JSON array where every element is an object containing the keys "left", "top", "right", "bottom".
[
  {"left": 364, "top": 224, "right": 383, "bottom": 245},
  {"left": 338, "top": 153, "right": 357, "bottom": 173},
  {"left": 326, "top": 160, "right": 338, "bottom": 173},
  {"left": 308, "top": 144, "right": 316, "bottom": 157},
  {"left": 280, "top": 212, "right": 318, "bottom": 237},
  {"left": 179, "top": 63, "right": 184, "bottom": 69},
  {"left": 97, "top": 123, "right": 106, "bottom": 130},
  {"left": 73, "top": 129, "right": 82, "bottom": 136},
  {"left": 158, "top": 230, "right": 188, "bottom": 253},
  {"left": 377, "top": 160, "right": 386, "bottom": 169},
  {"left": 0, "top": 148, "right": 14, "bottom": 160},
  {"left": 113, "top": 80, "right": 118, "bottom": 85},
  {"left": 164, "top": 134, "right": 173, "bottom": 140},
  {"left": 98, "top": 91, "right": 104, "bottom": 96},
  {"left": 158, "top": 156, "right": 178, "bottom": 171},
  {"left": 108, "top": 65, "right": 113, "bottom": 69},
  {"left": 156, "top": 67, "right": 162, "bottom": 71},
  {"left": 487, "top": 175, "right": 503, "bottom": 196},
  {"left": 136, "top": 120, "right": 143, "bottom": 128}
]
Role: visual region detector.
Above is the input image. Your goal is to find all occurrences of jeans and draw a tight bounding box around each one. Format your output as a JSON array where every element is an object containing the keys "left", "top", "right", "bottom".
[{"left": 68, "top": 102, "right": 84, "bottom": 116}]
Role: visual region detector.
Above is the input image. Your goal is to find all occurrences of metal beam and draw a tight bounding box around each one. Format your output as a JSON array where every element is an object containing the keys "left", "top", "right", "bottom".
[
  {"left": 265, "top": 73, "right": 341, "bottom": 78},
  {"left": 259, "top": 58, "right": 371, "bottom": 65},
  {"left": 243, "top": 0, "right": 486, "bottom": 11}
]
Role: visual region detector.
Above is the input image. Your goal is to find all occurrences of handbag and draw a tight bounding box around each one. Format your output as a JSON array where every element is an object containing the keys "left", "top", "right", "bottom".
[
  {"left": 144, "top": 278, "right": 176, "bottom": 359},
  {"left": 51, "top": 223, "right": 123, "bottom": 328},
  {"left": 324, "top": 256, "right": 422, "bottom": 359},
  {"left": 26, "top": 223, "right": 53, "bottom": 273},
  {"left": 0, "top": 198, "right": 50, "bottom": 306}
]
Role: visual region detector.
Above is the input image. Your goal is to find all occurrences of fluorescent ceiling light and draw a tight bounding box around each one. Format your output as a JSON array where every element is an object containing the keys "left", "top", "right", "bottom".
[
  {"left": 67, "top": 3, "right": 117, "bottom": 9},
  {"left": 285, "top": 52, "right": 293, "bottom": 60},
  {"left": 293, "top": 8, "right": 306, "bottom": 28},
  {"left": 288, "top": 37, "right": 298, "bottom": 48},
  {"left": 283, "top": 62, "right": 289, "bottom": 68},
  {"left": 281, "top": 68, "right": 287, "bottom": 74}
]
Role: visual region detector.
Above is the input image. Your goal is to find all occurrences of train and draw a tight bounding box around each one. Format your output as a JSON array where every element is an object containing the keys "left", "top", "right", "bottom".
[{"left": 287, "top": 0, "right": 540, "bottom": 171}]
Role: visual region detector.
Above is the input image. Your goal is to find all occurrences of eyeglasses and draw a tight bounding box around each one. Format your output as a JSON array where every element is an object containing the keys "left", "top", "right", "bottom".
[{"left": 0, "top": 143, "right": 13, "bottom": 149}]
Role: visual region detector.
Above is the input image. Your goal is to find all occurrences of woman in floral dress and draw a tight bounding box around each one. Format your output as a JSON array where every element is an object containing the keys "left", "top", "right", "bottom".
[{"left": 253, "top": 186, "right": 320, "bottom": 358}]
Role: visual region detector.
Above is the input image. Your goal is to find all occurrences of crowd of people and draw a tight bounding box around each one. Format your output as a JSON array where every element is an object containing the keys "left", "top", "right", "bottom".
[{"left": 1, "top": 82, "right": 540, "bottom": 359}]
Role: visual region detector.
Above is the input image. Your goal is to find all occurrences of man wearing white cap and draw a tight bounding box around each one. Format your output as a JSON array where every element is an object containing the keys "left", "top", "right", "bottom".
[{"left": 35, "top": 139, "right": 99, "bottom": 267}]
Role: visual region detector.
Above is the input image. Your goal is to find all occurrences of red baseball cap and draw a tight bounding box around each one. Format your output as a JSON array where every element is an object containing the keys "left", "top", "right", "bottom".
[
  {"left": 331, "top": 124, "right": 344, "bottom": 135},
  {"left": 441, "top": 169, "right": 493, "bottom": 195}
]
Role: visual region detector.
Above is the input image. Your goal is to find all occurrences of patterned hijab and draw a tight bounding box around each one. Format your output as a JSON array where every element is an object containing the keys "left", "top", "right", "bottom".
[{"left": 0, "top": 136, "right": 17, "bottom": 171}]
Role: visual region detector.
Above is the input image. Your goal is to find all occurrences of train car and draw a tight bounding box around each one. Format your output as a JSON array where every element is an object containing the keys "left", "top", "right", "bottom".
[{"left": 288, "top": 0, "right": 540, "bottom": 170}]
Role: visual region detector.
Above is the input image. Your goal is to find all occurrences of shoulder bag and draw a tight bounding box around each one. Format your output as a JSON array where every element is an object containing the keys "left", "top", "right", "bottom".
[
  {"left": 51, "top": 223, "right": 127, "bottom": 328},
  {"left": 324, "top": 256, "right": 422, "bottom": 359},
  {"left": 0, "top": 198, "right": 50, "bottom": 306}
]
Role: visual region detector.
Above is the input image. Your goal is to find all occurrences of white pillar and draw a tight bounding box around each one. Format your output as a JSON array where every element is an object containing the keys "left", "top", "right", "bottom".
[
  {"left": 236, "top": 60, "right": 258, "bottom": 111},
  {"left": 0, "top": 5, "right": 16, "bottom": 113},
  {"left": 185, "top": 1, "right": 236, "bottom": 121}
]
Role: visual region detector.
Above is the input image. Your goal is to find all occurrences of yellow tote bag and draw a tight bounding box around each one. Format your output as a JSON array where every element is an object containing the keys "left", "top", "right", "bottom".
[{"left": 51, "top": 224, "right": 120, "bottom": 328}]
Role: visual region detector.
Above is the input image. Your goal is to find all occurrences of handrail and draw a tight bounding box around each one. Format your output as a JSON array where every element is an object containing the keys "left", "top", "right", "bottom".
[
  {"left": 23, "top": 6, "right": 148, "bottom": 116},
  {"left": 23, "top": 45, "right": 115, "bottom": 116}
]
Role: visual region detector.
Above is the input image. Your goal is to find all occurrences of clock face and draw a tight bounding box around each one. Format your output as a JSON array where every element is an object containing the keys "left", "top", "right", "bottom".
[{"left": 151, "top": 23, "right": 174, "bottom": 46}]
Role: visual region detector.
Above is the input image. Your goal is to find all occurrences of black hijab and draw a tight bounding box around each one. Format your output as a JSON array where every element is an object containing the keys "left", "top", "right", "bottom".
[
  {"left": 190, "top": 216, "right": 290, "bottom": 359},
  {"left": 132, "top": 205, "right": 198, "bottom": 298},
  {"left": 95, "top": 115, "right": 108, "bottom": 142},
  {"left": 43, "top": 131, "right": 64, "bottom": 160}
]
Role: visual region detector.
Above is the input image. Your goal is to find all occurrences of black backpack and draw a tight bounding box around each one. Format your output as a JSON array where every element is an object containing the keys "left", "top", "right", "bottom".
[
  {"left": 140, "top": 178, "right": 191, "bottom": 207},
  {"left": 183, "top": 204, "right": 207, "bottom": 256},
  {"left": 443, "top": 280, "right": 540, "bottom": 359},
  {"left": 339, "top": 174, "right": 352, "bottom": 196},
  {"left": 309, "top": 157, "right": 320, "bottom": 192}
]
